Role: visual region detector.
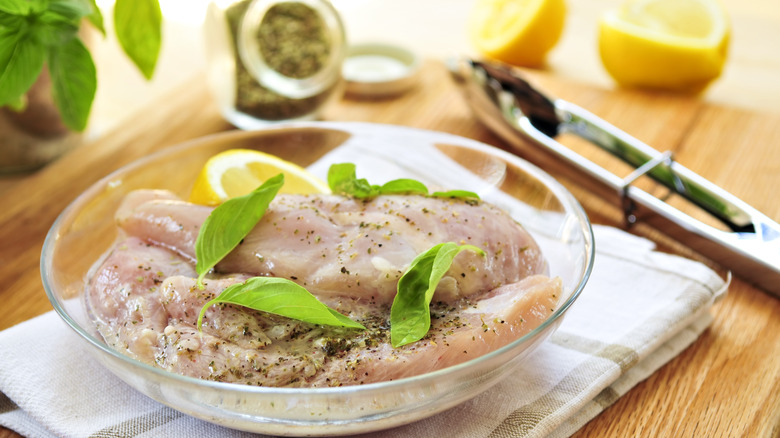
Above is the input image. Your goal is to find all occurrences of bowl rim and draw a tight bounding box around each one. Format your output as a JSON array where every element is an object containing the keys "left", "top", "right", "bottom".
[{"left": 41, "top": 121, "right": 594, "bottom": 397}]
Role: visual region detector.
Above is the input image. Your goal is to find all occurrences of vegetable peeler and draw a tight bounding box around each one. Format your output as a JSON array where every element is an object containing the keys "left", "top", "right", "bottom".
[{"left": 448, "top": 58, "right": 780, "bottom": 298}]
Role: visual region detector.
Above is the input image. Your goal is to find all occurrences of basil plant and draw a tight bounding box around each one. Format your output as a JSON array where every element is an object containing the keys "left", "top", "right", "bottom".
[{"left": 0, "top": 0, "right": 162, "bottom": 131}]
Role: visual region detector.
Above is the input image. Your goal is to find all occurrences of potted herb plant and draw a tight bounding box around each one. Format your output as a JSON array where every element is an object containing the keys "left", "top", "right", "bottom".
[{"left": 0, "top": 0, "right": 162, "bottom": 173}]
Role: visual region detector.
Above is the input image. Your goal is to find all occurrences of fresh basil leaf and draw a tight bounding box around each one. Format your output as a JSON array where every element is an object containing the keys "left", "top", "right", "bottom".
[
  {"left": 35, "top": 10, "right": 80, "bottom": 47},
  {"left": 390, "top": 242, "right": 485, "bottom": 348},
  {"left": 5, "top": 93, "right": 24, "bottom": 111},
  {"left": 47, "top": 0, "right": 92, "bottom": 22},
  {"left": 327, "top": 162, "right": 379, "bottom": 198},
  {"left": 114, "top": 0, "right": 161, "bottom": 79},
  {"left": 327, "top": 163, "right": 479, "bottom": 201},
  {"left": 378, "top": 178, "right": 429, "bottom": 196},
  {"left": 0, "top": 0, "right": 43, "bottom": 15},
  {"left": 195, "top": 174, "right": 284, "bottom": 288},
  {"left": 48, "top": 36, "right": 95, "bottom": 131},
  {"left": 431, "top": 190, "right": 480, "bottom": 200},
  {"left": 0, "top": 1, "right": 25, "bottom": 15},
  {"left": 197, "top": 277, "right": 365, "bottom": 331},
  {"left": 0, "top": 11, "right": 24, "bottom": 29},
  {"left": 0, "top": 28, "right": 45, "bottom": 107},
  {"left": 42, "top": 0, "right": 103, "bottom": 36},
  {"left": 84, "top": 0, "right": 105, "bottom": 36}
]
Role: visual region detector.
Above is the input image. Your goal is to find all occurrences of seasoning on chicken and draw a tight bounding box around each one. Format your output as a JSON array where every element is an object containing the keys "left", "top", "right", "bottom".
[{"left": 86, "top": 189, "right": 562, "bottom": 387}]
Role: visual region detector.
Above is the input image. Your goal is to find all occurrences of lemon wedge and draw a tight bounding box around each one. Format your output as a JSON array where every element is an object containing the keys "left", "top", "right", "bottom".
[
  {"left": 189, "top": 149, "right": 330, "bottom": 205},
  {"left": 468, "top": 0, "right": 566, "bottom": 67},
  {"left": 598, "top": 0, "right": 730, "bottom": 92}
]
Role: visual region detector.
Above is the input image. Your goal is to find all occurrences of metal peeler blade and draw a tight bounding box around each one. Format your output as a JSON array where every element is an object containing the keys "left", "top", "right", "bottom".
[{"left": 448, "top": 57, "right": 780, "bottom": 298}]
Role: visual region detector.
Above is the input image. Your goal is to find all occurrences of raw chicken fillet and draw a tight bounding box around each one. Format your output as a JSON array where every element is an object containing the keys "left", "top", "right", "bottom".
[{"left": 86, "top": 189, "right": 562, "bottom": 387}]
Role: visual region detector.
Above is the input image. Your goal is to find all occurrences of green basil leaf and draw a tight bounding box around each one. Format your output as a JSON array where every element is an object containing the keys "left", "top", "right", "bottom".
[
  {"left": 0, "top": 11, "right": 24, "bottom": 29},
  {"left": 34, "top": 11, "right": 80, "bottom": 47},
  {"left": 0, "top": 0, "right": 42, "bottom": 15},
  {"left": 5, "top": 93, "right": 24, "bottom": 111},
  {"left": 48, "top": 36, "right": 96, "bottom": 131},
  {"left": 114, "top": 0, "right": 161, "bottom": 79},
  {"left": 195, "top": 174, "right": 284, "bottom": 288},
  {"left": 378, "top": 178, "right": 429, "bottom": 196},
  {"left": 431, "top": 190, "right": 480, "bottom": 200},
  {"left": 327, "top": 162, "right": 379, "bottom": 198},
  {"left": 327, "top": 163, "right": 479, "bottom": 201},
  {"left": 84, "top": 0, "right": 105, "bottom": 36},
  {"left": 197, "top": 277, "right": 365, "bottom": 331},
  {"left": 47, "top": 0, "right": 92, "bottom": 22},
  {"left": 390, "top": 242, "right": 485, "bottom": 348},
  {"left": 0, "top": 28, "right": 45, "bottom": 107}
]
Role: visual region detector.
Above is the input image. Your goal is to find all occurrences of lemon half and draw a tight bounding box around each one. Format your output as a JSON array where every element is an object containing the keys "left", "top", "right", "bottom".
[
  {"left": 189, "top": 149, "right": 330, "bottom": 205},
  {"left": 469, "top": 0, "right": 567, "bottom": 68},
  {"left": 598, "top": 0, "right": 730, "bottom": 92}
]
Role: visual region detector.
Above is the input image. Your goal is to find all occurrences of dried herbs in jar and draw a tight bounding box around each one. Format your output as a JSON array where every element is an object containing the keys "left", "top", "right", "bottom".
[{"left": 215, "top": 0, "right": 345, "bottom": 126}]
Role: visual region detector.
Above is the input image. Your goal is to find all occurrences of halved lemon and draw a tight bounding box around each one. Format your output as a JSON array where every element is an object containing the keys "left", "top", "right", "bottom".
[
  {"left": 468, "top": 0, "right": 566, "bottom": 68},
  {"left": 598, "top": 0, "right": 730, "bottom": 92},
  {"left": 189, "top": 149, "right": 330, "bottom": 205}
]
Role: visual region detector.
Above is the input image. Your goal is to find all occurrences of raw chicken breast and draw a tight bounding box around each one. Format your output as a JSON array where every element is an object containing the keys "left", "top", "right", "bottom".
[
  {"left": 118, "top": 190, "right": 548, "bottom": 304},
  {"left": 86, "top": 236, "right": 196, "bottom": 361},
  {"left": 87, "top": 189, "right": 562, "bottom": 387}
]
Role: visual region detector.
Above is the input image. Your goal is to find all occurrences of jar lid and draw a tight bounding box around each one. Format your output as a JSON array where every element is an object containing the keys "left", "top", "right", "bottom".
[{"left": 342, "top": 43, "right": 420, "bottom": 98}]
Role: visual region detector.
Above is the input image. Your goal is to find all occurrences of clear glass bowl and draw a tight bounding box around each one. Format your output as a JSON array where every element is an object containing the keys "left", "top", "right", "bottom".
[{"left": 42, "top": 122, "right": 594, "bottom": 436}]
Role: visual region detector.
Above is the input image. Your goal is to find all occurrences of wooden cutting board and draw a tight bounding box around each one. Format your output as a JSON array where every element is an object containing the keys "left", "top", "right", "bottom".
[{"left": 0, "top": 60, "right": 778, "bottom": 437}]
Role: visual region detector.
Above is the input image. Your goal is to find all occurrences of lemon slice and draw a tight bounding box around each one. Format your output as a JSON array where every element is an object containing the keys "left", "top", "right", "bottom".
[
  {"left": 468, "top": 0, "right": 566, "bottom": 68},
  {"left": 189, "top": 149, "right": 330, "bottom": 205},
  {"left": 598, "top": 0, "right": 730, "bottom": 92}
]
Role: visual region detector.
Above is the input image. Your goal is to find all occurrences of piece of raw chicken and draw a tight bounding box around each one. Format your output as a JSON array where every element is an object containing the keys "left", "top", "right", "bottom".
[{"left": 86, "top": 189, "right": 562, "bottom": 387}]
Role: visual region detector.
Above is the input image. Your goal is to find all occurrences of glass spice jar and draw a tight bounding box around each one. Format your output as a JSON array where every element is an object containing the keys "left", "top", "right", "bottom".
[{"left": 204, "top": 0, "right": 346, "bottom": 129}]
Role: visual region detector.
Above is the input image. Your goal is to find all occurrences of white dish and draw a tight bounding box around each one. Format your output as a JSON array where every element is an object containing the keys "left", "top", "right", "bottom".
[{"left": 342, "top": 43, "right": 420, "bottom": 97}]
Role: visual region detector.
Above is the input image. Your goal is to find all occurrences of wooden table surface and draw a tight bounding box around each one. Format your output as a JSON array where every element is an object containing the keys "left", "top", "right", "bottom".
[{"left": 2, "top": 1, "right": 779, "bottom": 436}]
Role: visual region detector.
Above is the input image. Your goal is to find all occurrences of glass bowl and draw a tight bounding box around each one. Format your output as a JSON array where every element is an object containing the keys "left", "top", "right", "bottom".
[{"left": 42, "top": 121, "right": 593, "bottom": 436}]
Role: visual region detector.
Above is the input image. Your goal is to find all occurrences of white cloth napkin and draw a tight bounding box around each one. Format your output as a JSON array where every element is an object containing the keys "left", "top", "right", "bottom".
[{"left": 0, "top": 127, "right": 727, "bottom": 437}]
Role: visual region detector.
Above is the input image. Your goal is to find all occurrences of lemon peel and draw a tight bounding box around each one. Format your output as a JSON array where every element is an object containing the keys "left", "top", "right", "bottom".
[
  {"left": 598, "top": 0, "right": 730, "bottom": 92},
  {"left": 469, "top": 0, "right": 566, "bottom": 68},
  {"left": 189, "top": 149, "right": 329, "bottom": 205}
]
